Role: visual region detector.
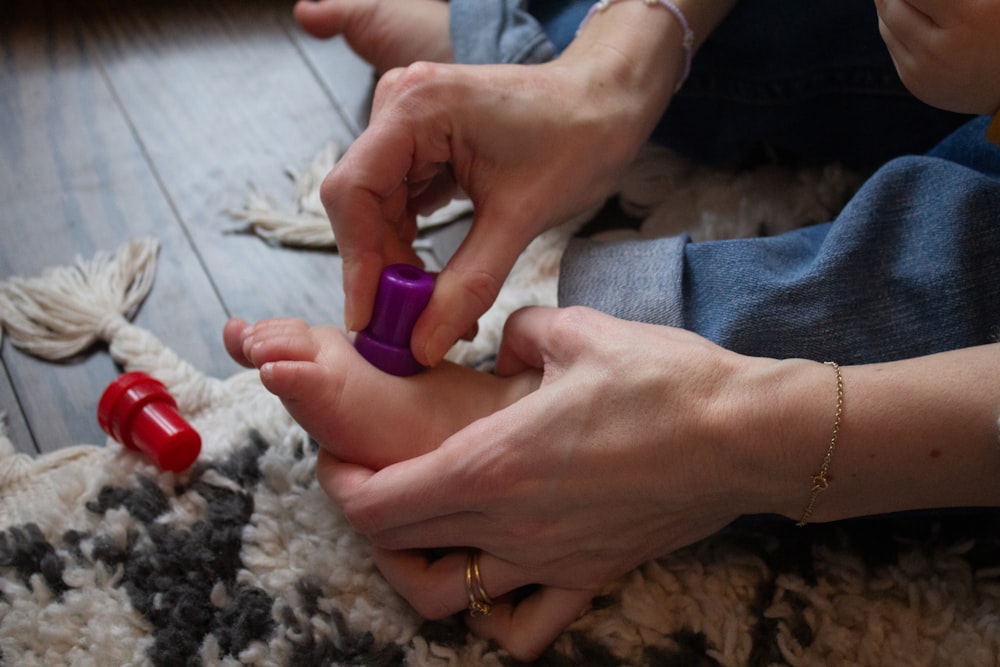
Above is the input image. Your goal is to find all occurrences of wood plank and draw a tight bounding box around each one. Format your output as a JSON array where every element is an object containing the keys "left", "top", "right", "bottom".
[
  {"left": 0, "top": 361, "right": 34, "bottom": 455},
  {"left": 83, "top": 0, "right": 359, "bottom": 327},
  {"left": 1, "top": 0, "right": 377, "bottom": 453},
  {"left": 281, "top": 12, "right": 375, "bottom": 138},
  {"left": 0, "top": 2, "right": 236, "bottom": 452}
]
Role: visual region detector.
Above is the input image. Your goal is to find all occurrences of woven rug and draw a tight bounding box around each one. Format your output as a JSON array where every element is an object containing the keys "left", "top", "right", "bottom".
[{"left": 3, "top": 150, "right": 1000, "bottom": 666}]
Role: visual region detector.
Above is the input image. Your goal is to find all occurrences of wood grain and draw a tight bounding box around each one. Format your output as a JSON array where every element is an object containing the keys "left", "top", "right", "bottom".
[{"left": 0, "top": 0, "right": 374, "bottom": 453}]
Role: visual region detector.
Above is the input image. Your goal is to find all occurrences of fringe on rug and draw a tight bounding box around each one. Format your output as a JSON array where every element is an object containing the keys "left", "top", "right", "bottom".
[
  {"left": 0, "top": 238, "right": 157, "bottom": 361},
  {"left": 228, "top": 139, "right": 473, "bottom": 249},
  {"left": 0, "top": 240, "right": 296, "bottom": 505},
  {"left": 0, "top": 238, "right": 230, "bottom": 419}
]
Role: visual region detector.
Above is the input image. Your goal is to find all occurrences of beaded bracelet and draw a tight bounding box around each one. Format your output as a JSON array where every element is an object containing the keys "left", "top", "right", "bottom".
[
  {"left": 577, "top": 0, "right": 695, "bottom": 92},
  {"left": 796, "top": 361, "right": 844, "bottom": 527}
]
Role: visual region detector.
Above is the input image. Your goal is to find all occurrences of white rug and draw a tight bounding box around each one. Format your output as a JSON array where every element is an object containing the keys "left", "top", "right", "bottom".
[{"left": 2, "top": 145, "right": 1000, "bottom": 666}]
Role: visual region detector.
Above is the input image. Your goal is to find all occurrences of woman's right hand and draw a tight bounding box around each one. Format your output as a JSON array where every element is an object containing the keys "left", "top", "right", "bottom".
[
  {"left": 320, "top": 0, "right": 711, "bottom": 366},
  {"left": 320, "top": 59, "right": 655, "bottom": 366}
]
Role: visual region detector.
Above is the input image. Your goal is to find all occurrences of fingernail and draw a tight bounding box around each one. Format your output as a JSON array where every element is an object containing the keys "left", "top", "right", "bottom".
[{"left": 344, "top": 301, "right": 358, "bottom": 333}]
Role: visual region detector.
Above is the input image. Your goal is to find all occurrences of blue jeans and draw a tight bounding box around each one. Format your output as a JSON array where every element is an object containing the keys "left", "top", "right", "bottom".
[
  {"left": 450, "top": 1, "right": 999, "bottom": 364},
  {"left": 451, "top": 0, "right": 971, "bottom": 167},
  {"left": 560, "top": 116, "right": 1000, "bottom": 364}
]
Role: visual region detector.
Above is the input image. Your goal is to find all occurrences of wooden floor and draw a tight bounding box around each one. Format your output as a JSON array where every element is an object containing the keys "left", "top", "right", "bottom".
[{"left": 0, "top": 0, "right": 386, "bottom": 454}]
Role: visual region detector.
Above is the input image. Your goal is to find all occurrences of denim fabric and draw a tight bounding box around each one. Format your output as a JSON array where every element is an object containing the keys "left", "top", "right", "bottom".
[
  {"left": 526, "top": 0, "right": 591, "bottom": 51},
  {"left": 654, "top": 0, "right": 972, "bottom": 167},
  {"left": 560, "top": 116, "right": 1000, "bottom": 365},
  {"left": 559, "top": 234, "right": 689, "bottom": 327},
  {"left": 452, "top": 0, "right": 971, "bottom": 167},
  {"left": 450, "top": 0, "right": 555, "bottom": 64}
]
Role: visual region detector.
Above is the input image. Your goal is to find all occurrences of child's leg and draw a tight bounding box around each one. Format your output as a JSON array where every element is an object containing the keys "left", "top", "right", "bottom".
[
  {"left": 224, "top": 317, "right": 539, "bottom": 470},
  {"left": 293, "top": 0, "right": 453, "bottom": 73},
  {"left": 559, "top": 119, "right": 1000, "bottom": 366}
]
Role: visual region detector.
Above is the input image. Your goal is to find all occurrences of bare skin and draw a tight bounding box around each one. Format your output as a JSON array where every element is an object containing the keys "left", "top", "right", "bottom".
[
  {"left": 268, "top": 0, "right": 1000, "bottom": 660},
  {"left": 321, "top": 0, "right": 735, "bottom": 366},
  {"left": 293, "top": 0, "right": 453, "bottom": 73},
  {"left": 222, "top": 316, "right": 539, "bottom": 471},
  {"left": 875, "top": 0, "right": 1000, "bottom": 115}
]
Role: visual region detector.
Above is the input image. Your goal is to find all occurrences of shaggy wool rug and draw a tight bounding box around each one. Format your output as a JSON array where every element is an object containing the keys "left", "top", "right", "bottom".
[{"left": 2, "top": 146, "right": 1000, "bottom": 667}]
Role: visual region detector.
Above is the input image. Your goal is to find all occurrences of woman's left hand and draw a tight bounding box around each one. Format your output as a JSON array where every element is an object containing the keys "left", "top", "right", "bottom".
[{"left": 316, "top": 306, "right": 814, "bottom": 657}]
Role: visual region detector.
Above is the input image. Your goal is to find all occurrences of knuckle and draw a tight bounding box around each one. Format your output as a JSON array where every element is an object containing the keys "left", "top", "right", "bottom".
[
  {"left": 457, "top": 269, "right": 503, "bottom": 315},
  {"left": 395, "top": 61, "right": 444, "bottom": 89},
  {"left": 545, "top": 306, "right": 596, "bottom": 344},
  {"left": 375, "top": 61, "right": 444, "bottom": 103},
  {"left": 318, "top": 167, "right": 344, "bottom": 214}
]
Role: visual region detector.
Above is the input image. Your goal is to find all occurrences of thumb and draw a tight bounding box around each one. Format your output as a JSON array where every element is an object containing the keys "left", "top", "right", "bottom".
[
  {"left": 493, "top": 306, "right": 563, "bottom": 377},
  {"left": 494, "top": 306, "right": 602, "bottom": 381}
]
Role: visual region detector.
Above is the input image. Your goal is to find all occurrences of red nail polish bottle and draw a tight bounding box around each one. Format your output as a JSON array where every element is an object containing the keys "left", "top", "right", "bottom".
[{"left": 98, "top": 372, "right": 201, "bottom": 472}]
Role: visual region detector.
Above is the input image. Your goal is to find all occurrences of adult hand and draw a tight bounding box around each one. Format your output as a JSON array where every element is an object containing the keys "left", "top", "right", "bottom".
[
  {"left": 319, "top": 0, "right": 728, "bottom": 367},
  {"left": 317, "top": 307, "right": 828, "bottom": 655},
  {"left": 875, "top": 0, "right": 1000, "bottom": 114},
  {"left": 321, "top": 58, "right": 658, "bottom": 366}
]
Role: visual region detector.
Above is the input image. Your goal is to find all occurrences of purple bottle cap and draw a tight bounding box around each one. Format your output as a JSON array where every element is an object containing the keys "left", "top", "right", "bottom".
[{"left": 354, "top": 264, "right": 435, "bottom": 376}]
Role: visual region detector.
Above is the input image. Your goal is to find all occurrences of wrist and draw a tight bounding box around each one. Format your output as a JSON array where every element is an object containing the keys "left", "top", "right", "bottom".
[
  {"left": 721, "top": 358, "right": 841, "bottom": 521},
  {"left": 559, "top": 1, "right": 681, "bottom": 134},
  {"left": 540, "top": 15, "right": 679, "bottom": 180},
  {"left": 577, "top": 0, "right": 695, "bottom": 93}
]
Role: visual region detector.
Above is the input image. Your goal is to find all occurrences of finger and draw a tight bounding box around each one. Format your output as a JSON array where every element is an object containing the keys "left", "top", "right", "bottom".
[
  {"left": 324, "top": 421, "right": 500, "bottom": 539},
  {"left": 408, "top": 169, "right": 461, "bottom": 218},
  {"left": 467, "top": 587, "right": 594, "bottom": 662},
  {"left": 412, "top": 209, "right": 533, "bottom": 366},
  {"left": 460, "top": 321, "right": 479, "bottom": 342},
  {"left": 323, "top": 198, "right": 420, "bottom": 334},
  {"left": 371, "top": 547, "right": 534, "bottom": 621},
  {"left": 875, "top": 0, "right": 935, "bottom": 55},
  {"left": 875, "top": 0, "right": 941, "bottom": 27},
  {"left": 370, "top": 512, "right": 486, "bottom": 552},
  {"left": 316, "top": 448, "right": 377, "bottom": 510},
  {"left": 494, "top": 306, "right": 594, "bottom": 379},
  {"left": 321, "top": 130, "right": 421, "bottom": 332},
  {"left": 333, "top": 460, "right": 477, "bottom": 541},
  {"left": 223, "top": 317, "right": 253, "bottom": 367},
  {"left": 324, "top": 80, "right": 455, "bottom": 331},
  {"left": 330, "top": 397, "right": 554, "bottom": 550},
  {"left": 493, "top": 306, "right": 553, "bottom": 376}
]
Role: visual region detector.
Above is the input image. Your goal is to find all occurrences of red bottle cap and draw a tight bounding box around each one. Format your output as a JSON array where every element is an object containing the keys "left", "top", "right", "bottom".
[{"left": 97, "top": 371, "right": 201, "bottom": 472}]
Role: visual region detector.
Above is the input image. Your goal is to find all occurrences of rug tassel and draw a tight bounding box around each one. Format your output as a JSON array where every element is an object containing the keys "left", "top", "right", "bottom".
[
  {"left": 0, "top": 238, "right": 228, "bottom": 420},
  {"left": 228, "top": 140, "right": 472, "bottom": 248},
  {"left": 0, "top": 238, "right": 158, "bottom": 360}
]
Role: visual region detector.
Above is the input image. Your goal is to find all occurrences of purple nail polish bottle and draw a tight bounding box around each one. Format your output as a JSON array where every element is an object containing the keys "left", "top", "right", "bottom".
[{"left": 354, "top": 264, "right": 435, "bottom": 376}]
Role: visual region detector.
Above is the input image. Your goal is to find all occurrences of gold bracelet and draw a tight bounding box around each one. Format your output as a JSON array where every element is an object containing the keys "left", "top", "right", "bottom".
[{"left": 796, "top": 361, "right": 844, "bottom": 527}]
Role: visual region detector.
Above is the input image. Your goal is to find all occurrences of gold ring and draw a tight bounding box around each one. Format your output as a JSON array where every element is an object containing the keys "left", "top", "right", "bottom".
[{"left": 465, "top": 550, "right": 494, "bottom": 616}]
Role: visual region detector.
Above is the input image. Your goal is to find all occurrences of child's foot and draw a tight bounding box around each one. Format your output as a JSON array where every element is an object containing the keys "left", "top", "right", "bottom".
[
  {"left": 293, "top": 0, "right": 453, "bottom": 73},
  {"left": 223, "top": 317, "right": 539, "bottom": 470}
]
